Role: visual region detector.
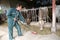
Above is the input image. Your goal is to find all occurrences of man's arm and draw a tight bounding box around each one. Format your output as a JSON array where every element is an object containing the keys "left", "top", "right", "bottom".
[{"left": 19, "top": 12, "right": 26, "bottom": 23}]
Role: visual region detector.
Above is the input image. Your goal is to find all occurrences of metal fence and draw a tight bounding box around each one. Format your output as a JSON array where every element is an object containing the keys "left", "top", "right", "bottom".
[{"left": 20, "top": 7, "right": 52, "bottom": 23}]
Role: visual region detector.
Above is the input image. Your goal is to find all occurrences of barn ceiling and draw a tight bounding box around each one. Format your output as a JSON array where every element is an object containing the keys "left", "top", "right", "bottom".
[{"left": 0, "top": 0, "right": 60, "bottom": 8}]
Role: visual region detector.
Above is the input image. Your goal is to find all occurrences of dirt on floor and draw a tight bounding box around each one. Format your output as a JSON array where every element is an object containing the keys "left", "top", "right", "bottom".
[{"left": 0, "top": 22, "right": 60, "bottom": 37}]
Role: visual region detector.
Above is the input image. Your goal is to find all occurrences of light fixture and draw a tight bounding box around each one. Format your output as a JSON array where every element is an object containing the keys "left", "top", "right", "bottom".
[{"left": 0, "top": 6, "right": 1, "bottom": 10}]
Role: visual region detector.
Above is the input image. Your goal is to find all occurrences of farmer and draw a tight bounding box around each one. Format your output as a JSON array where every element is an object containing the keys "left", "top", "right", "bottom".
[{"left": 6, "top": 3, "right": 26, "bottom": 40}]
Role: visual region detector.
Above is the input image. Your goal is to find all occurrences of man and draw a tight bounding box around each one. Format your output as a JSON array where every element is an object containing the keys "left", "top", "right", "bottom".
[{"left": 6, "top": 3, "right": 26, "bottom": 40}]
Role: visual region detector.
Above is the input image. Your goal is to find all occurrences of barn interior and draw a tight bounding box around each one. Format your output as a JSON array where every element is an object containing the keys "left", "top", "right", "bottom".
[{"left": 0, "top": 0, "right": 60, "bottom": 40}]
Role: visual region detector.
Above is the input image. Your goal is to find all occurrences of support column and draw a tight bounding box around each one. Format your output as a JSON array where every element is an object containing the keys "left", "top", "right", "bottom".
[{"left": 51, "top": 0, "right": 56, "bottom": 32}]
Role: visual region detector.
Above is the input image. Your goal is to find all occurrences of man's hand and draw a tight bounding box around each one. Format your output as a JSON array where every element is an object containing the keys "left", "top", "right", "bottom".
[{"left": 14, "top": 18, "right": 17, "bottom": 22}]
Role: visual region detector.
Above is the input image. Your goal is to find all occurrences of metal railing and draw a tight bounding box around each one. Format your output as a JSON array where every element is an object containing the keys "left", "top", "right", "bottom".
[{"left": 20, "top": 7, "right": 52, "bottom": 23}]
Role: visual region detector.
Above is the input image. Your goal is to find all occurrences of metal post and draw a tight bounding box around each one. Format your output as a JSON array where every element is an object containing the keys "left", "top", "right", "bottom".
[{"left": 51, "top": 0, "right": 56, "bottom": 32}]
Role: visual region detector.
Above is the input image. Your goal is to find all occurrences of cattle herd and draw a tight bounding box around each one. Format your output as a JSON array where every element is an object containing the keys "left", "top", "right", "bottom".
[
  {"left": 0, "top": 7, "right": 52, "bottom": 24},
  {"left": 1, "top": 7, "right": 60, "bottom": 24}
]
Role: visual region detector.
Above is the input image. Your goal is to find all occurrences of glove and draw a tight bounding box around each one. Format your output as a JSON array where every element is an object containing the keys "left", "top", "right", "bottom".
[{"left": 14, "top": 18, "right": 17, "bottom": 21}]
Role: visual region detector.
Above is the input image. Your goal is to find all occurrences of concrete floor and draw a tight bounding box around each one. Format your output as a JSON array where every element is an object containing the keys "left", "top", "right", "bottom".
[{"left": 0, "top": 23, "right": 60, "bottom": 40}]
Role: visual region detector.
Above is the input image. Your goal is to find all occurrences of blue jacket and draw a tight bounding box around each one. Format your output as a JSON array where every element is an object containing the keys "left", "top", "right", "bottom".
[{"left": 6, "top": 8, "right": 25, "bottom": 25}]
